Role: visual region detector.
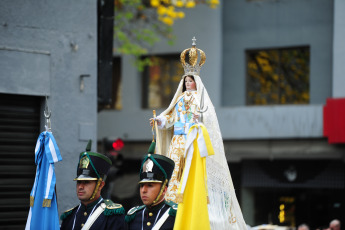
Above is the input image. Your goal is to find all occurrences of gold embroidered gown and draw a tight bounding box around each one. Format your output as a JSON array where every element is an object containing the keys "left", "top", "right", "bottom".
[{"left": 160, "top": 90, "right": 199, "bottom": 203}]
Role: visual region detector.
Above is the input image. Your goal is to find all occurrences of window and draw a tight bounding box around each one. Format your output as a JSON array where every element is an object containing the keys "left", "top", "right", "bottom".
[
  {"left": 246, "top": 46, "right": 310, "bottom": 105},
  {"left": 98, "top": 57, "right": 122, "bottom": 111},
  {"left": 111, "top": 57, "right": 122, "bottom": 110},
  {"left": 142, "top": 54, "right": 184, "bottom": 109}
]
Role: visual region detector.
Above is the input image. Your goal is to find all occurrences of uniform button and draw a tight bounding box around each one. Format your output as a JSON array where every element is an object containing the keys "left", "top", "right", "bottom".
[
  {"left": 149, "top": 212, "right": 153, "bottom": 216},
  {"left": 147, "top": 222, "right": 151, "bottom": 226},
  {"left": 84, "top": 212, "right": 87, "bottom": 216},
  {"left": 81, "top": 223, "right": 84, "bottom": 227}
]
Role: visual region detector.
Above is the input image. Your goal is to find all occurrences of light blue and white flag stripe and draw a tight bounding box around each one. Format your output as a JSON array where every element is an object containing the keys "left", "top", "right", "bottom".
[{"left": 25, "top": 131, "right": 62, "bottom": 230}]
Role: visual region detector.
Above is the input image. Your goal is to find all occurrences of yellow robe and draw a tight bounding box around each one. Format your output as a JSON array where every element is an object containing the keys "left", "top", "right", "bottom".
[{"left": 174, "top": 124, "right": 214, "bottom": 230}]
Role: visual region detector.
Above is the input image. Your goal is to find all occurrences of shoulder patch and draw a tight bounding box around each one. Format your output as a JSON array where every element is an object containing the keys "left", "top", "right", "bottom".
[
  {"left": 127, "top": 205, "right": 145, "bottom": 215},
  {"left": 104, "top": 199, "right": 123, "bottom": 209},
  {"left": 165, "top": 200, "right": 177, "bottom": 209},
  {"left": 125, "top": 205, "right": 145, "bottom": 223},
  {"left": 60, "top": 205, "right": 78, "bottom": 220},
  {"left": 165, "top": 200, "right": 178, "bottom": 216},
  {"left": 103, "top": 199, "right": 125, "bottom": 216}
]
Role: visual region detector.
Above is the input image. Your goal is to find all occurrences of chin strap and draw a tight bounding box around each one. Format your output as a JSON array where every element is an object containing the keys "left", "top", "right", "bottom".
[
  {"left": 152, "top": 179, "right": 168, "bottom": 206},
  {"left": 89, "top": 178, "right": 102, "bottom": 201}
]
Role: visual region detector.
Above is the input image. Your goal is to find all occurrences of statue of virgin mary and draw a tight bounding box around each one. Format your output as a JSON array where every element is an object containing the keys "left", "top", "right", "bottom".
[{"left": 152, "top": 38, "right": 247, "bottom": 230}]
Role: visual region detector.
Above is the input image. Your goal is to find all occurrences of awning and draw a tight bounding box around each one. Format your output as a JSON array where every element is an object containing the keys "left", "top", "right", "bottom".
[{"left": 242, "top": 160, "right": 344, "bottom": 189}]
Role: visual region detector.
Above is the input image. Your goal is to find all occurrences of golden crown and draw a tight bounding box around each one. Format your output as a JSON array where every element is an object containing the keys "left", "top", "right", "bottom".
[{"left": 180, "top": 37, "right": 206, "bottom": 76}]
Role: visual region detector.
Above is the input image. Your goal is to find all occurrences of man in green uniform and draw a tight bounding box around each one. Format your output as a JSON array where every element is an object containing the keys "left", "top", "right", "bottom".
[
  {"left": 125, "top": 143, "right": 176, "bottom": 230},
  {"left": 60, "top": 140, "right": 125, "bottom": 230}
]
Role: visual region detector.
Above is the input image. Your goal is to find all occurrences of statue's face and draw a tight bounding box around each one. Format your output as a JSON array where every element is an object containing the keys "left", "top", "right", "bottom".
[{"left": 185, "top": 76, "right": 196, "bottom": 91}]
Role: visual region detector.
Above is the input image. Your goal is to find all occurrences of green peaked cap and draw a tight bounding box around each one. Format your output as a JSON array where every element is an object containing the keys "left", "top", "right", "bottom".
[
  {"left": 148, "top": 141, "right": 156, "bottom": 154},
  {"left": 74, "top": 139, "right": 112, "bottom": 181}
]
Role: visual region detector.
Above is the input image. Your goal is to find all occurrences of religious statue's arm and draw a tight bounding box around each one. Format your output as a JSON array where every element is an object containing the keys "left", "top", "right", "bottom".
[{"left": 150, "top": 109, "right": 175, "bottom": 129}]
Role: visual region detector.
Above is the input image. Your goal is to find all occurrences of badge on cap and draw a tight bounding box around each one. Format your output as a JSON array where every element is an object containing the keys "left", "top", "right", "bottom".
[
  {"left": 79, "top": 156, "right": 90, "bottom": 169},
  {"left": 144, "top": 159, "right": 154, "bottom": 173}
]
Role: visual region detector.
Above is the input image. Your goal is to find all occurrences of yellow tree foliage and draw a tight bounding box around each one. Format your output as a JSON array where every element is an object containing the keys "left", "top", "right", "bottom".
[{"left": 114, "top": 0, "right": 219, "bottom": 70}]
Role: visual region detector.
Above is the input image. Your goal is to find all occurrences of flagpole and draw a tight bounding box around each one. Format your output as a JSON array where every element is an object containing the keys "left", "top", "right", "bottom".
[{"left": 153, "top": 110, "right": 162, "bottom": 155}]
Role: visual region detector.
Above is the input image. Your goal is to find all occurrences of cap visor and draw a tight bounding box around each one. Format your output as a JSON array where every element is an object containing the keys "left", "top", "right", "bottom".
[
  {"left": 73, "top": 175, "right": 98, "bottom": 181},
  {"left": 138, "top": 179, "right": 163, "bottom": 184}
]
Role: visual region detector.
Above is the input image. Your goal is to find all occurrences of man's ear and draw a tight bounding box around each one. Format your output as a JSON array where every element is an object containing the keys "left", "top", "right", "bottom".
[
  {"left": 162, "top": 185, "right": 168, "bottom": 196},
  {"left": 99, "top": 181, "right": 106, "bottom": 190}
]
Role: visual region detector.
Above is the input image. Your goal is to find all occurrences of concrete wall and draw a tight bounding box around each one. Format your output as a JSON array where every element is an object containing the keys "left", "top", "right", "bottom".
[
  {"left": 332, "top": 0, "right": 345, "bottom": 98},
  {"left": 0, "top": 0, "right": 98, "bottom": 218}
]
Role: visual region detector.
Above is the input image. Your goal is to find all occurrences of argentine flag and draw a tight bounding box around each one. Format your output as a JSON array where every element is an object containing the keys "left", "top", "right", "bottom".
[{"left": 25, "top": 131, "right": 62, "bottom": 230}]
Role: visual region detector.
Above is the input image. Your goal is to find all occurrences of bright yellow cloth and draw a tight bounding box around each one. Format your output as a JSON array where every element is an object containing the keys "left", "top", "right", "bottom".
[{"left": 173, "top": 124, "right": 214, "bottom": 230}]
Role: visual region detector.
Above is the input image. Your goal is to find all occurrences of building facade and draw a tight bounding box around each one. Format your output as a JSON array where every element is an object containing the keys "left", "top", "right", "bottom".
[{"left": 0, "top": 0, "right": 99, "bottom": 228}]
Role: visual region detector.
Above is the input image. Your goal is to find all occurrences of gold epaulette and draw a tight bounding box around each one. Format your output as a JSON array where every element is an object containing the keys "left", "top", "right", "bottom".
[
  {"left": 60, "top": 205, "right": 78, "bottom": 220},
  {"left": 125, "top": 205, "right": 145, "bottom": 223},
  {"left": 103, "top": 199, "right": 125, "bottom": 216},
  {"left": 165, "top": 200, "right": 178, "bottom": 216}
]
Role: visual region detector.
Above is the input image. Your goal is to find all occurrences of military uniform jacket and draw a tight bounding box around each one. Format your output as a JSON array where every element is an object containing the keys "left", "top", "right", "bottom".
[
  {"left": 125, "top": 200, "right": 177, "bottom": 230},
  {"left": 60, "top": 197, "right": 125, "bottom": 230}
]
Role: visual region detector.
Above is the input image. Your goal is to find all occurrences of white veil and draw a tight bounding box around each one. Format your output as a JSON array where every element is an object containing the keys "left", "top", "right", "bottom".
[{"left": 157, "top": 74, "right": 247, "bottom": 230}]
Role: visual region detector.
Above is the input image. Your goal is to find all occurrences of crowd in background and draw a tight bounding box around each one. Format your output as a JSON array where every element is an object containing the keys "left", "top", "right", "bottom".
[{"left": 297, "top": 219, "right": 341, "bottom": 230}]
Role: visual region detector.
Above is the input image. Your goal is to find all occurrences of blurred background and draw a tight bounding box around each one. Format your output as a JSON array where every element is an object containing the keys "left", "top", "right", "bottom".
[{"left": 0, "top": 0, "right": 344, "bottom": 229}]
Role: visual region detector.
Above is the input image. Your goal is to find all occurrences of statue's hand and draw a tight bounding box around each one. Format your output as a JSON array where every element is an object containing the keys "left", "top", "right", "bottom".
[{"left": 150, "top": 118, "right": 161, "bottom": 126}]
